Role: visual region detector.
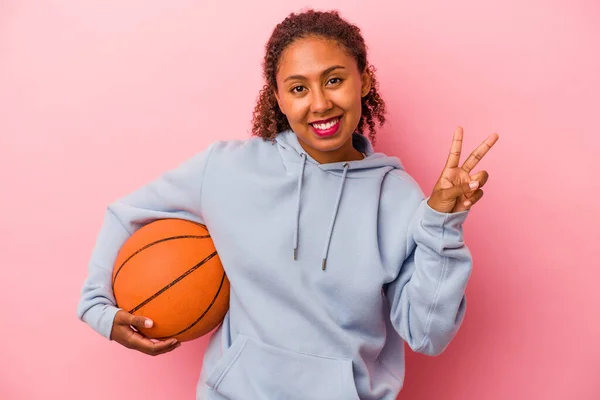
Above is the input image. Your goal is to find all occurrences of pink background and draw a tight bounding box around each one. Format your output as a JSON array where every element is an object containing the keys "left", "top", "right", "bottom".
[{"left": 1, "top": 1, "right": 598, "bottom": 399}]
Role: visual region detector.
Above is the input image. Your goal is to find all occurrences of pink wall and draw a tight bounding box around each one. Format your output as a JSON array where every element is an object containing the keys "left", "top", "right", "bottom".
[{"left": 2, "top": 1, "right": 598, "bottom": 399}]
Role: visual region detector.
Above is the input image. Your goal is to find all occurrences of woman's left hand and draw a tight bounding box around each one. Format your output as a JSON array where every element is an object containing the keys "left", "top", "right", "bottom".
[{"left": 427, "top": 127, "right": 499, "bottom": 214}]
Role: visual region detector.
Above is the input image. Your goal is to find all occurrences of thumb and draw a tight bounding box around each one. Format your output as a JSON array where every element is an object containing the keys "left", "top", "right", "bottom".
[
  {"left": 127, "top": 313, "right": 153, "bottom": 330},
  {"left": 443, "top": 180, "right": 479, "bottom": 200}
]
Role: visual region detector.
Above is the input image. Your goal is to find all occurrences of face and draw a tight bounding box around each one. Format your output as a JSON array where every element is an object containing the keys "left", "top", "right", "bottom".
[{"left": 274, "top": 36, "right": 371, "bottom": 164}]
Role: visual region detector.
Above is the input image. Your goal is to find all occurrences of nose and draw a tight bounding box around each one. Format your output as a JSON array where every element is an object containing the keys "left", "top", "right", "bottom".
[{"left": 309, "top": 88, "right": 332, "bottom": 114}]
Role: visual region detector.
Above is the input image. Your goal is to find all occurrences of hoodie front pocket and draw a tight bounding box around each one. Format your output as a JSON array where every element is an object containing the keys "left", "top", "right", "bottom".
[{"left": 205, "top": 334, "right": 360, "bottom": 400}]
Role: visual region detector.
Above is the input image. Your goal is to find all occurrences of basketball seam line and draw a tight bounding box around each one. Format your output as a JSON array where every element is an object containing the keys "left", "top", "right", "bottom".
[
  {"left": 127, "top": 250, "right": 218, "bottom": 314},
  {"left": 155, "top": 271, "right": 227, "bottom": 340},
  {"left": 111, "top": 234, "right": 211, "bottom": 289}
]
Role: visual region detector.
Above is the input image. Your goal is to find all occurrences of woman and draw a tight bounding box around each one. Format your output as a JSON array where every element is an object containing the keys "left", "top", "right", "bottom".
[{"left": 77, "top": 9, "right": 498, "bottom": 400}]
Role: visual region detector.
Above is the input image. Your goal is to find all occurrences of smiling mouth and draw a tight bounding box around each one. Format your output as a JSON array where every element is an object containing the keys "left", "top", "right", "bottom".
[
  {"left": 309, "top": 116, "right": 342, "bottom": 137},
  {"left": 309, "top": 116, "right": 341, "bottom": 130}
]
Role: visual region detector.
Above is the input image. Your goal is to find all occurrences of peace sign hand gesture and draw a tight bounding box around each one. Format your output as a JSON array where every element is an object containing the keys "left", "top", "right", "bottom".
[{"left": 427, "top": 127, "right": 499, "bottom": 214}]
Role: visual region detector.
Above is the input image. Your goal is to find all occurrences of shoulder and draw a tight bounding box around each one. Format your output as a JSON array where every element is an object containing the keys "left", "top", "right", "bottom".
[
  {"left": 383, "top": 169, "right": 424, "bottom": 197},
  {"left": 208, "top": 136, "right": 275, "bottom": 159},
  {"left": 379, "top": 168, "right": 425, "bottom": 214},
  {"left": 202, "top": 136, "right": 279, "bottom": 174}
]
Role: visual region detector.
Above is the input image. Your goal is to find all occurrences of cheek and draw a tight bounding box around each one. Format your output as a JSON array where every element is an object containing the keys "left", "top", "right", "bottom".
[
  {"left": 335, "top": 84, "right": 363, "bottom": 114},
  {"left": 282, "top": 96, "right": 310, "bottom": 122}
]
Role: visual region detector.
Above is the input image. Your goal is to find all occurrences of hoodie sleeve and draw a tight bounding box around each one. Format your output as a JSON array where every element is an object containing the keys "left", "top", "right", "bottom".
[
  {"left": 76, "top": 143, "right": 217, "bottom": 340},
  {"left": 385, "top": 198, "right": 472, "bottom": 356}
]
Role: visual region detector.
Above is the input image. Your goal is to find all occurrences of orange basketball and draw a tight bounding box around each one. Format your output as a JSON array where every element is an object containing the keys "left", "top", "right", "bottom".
[{"left": 112, "top": 219, "right": 229, "bottom": 342}]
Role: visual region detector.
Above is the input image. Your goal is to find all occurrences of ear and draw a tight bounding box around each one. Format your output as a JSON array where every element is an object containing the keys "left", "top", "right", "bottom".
[
  {"left": 360, "top": 69, "right": 372, "bottom": 98},
  {"left": 273, "top": 89, "right": 286, "bottom": 115}
]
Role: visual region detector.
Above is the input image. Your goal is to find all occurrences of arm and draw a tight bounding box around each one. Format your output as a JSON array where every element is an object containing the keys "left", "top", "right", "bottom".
[
  {"left": 76, "top": 143, "right": 217, "bottom": 340},
  {"left": 386, "top": 126, "right": 498, "bottom": 355},
  {"left": 385, "top": 200, "right": 472, "bottom": 356}
]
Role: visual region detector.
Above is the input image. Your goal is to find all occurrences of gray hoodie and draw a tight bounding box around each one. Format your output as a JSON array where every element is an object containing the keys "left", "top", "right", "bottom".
[{"left": 77, "top": 130, "right": 472, "bottom": 400}]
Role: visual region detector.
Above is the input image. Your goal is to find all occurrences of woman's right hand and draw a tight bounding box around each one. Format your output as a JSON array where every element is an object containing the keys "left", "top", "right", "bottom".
[{"left": 110, "top": 310, "right": 180, "bottom": 356}]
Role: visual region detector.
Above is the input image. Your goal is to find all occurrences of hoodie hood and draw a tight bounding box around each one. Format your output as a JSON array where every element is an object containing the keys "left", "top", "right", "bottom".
[
  {"left": 275, "top": 129, "right": 404, "bottom": 174},
  {"left": 275, "top": 129, "right": 405, "bottom": 270}
]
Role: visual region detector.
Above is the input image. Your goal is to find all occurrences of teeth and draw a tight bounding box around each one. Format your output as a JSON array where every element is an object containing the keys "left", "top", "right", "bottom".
[{"left": 313, "top": 118, "right": 339, "bottom": 130}]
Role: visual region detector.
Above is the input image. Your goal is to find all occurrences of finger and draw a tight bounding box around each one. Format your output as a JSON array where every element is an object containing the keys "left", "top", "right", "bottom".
[
  {"left": 463, "top": 189, "right": 484, "bottom": 209},
  {"left": 464, "top": 171, "right": 489, "bottom": 198},
  {"left": 126, "top": 331, "right": 179, "bottom": 356},
  {"left": 470, "top": 170, "right": 489, "bottom": 188},
  {"left": 443, "top": 179, "right": 480, "bottom": 200},
  {"left": 444, "top": 126, "right": 464, "bottom": 169},
  {"left": 114, "top": 310, "right": 150, "bottom": 329},
  {"left": 124, "top": 312, "right": 154, "bottom": 331},
  {"left": 461, "top": 133, "right": 499, "bottom": 173},
  {"left": 160, "top": 341, "right": 182, "bottom": 355}
]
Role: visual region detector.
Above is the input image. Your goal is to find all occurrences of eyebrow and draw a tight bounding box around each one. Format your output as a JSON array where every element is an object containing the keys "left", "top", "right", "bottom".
[{"left": 283, "top": 65, "right": 346, "bottom": 83}]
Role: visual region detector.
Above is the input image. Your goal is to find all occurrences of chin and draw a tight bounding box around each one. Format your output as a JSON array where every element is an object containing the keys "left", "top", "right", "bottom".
[{"left": 303, "top": 131, "right": 349, "bottom": 151}]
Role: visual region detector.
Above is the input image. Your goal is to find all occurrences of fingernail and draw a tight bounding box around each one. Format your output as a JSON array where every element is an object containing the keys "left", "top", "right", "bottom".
[
  {"left": 469, "top": 181, "right": 479, "bottom": 190},
  {"left": 464, "top": 200, "right": 472, "bottom": 207},
  {"left": 144, "top": 319, "right": 153, "bottom": 328},
  {"left": 170, "top": 339, "right": 178, "bottom": 346}
]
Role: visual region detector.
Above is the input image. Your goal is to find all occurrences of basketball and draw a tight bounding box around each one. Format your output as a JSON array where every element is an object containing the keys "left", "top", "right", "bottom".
[{"left": 112, "top": 219, "right": 229, "bottom": 342}]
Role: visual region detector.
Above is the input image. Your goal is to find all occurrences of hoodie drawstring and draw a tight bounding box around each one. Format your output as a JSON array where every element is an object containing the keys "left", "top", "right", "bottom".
[
  {"left": 293, "top": 153, "right": 307, "bottom": 261},
  {"left": 321, "top": 162, "right": 349, "bottom": 270},
  {"left": 293, "top": 155, "right": 350, "bottom": 271}
]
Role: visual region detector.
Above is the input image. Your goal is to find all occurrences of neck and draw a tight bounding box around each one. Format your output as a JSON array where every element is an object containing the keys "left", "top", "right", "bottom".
[{"left": 298, "top": 138, "right": 364, "bottom": 164}]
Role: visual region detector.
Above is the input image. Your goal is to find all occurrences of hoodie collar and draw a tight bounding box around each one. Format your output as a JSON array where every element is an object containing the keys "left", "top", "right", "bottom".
[
  {"left": 275, "top": 129, "right": 403, "bottom": 174},
  {"left": 275, "top": 129, "right": 404, "bottom": 271}
]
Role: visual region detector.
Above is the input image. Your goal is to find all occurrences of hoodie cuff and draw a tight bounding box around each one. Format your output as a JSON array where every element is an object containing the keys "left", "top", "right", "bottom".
[
  {"left": 81, "top": 304, "right": 121, "bottom": 340},
  {"left": 422, "top": 199, "right": 470, "bottom": 228},
  {"left": 414, "top": 199, "right": 469, "bottom": 254}
]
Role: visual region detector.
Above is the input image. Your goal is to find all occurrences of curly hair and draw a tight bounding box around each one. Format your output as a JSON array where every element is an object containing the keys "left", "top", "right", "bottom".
[{"left": 251, "top": 9, "right": 386, "bottom": 143}]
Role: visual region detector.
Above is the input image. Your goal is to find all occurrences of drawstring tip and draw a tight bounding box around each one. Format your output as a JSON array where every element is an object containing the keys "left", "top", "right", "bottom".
[
  {"left": 293, "top": 248, "right": 298, "bottom": 260},
  {"left": 321, "top": 259, "right": 326, "bottom": 271}
]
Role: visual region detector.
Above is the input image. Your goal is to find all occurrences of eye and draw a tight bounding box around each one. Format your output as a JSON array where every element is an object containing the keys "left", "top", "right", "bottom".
[
  {"left": 327, "top": 77, "right": 343, "bottom": 85},
  {"left": 291, "top": 86, "right": 306, "bottom": 93}
]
